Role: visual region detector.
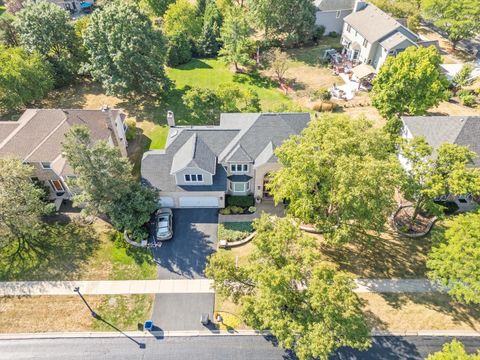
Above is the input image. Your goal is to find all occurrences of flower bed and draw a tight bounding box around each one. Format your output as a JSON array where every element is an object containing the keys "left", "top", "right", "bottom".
[
  {"left": 218, "top": 222, "right": 254, "bottom": 242},
  {"left": 392, "top": 205, "right": 437, "bottom": 238}
]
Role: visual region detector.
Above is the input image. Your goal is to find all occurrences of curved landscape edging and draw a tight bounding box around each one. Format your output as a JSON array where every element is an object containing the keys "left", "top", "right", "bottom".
[
  {"left": 123, "top": 231, "right": 148, "bottom": 248},
  {"left": 219, "top": 231, "right": 257, "bottom": 249},
  {"left": 391, "top": 205, "right": 437, "bottom": 238}
]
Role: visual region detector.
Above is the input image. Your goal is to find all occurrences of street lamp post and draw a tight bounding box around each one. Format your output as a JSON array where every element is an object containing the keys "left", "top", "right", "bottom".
[{"left": 73, "top": 287, "right": 98, "bottom": 319}]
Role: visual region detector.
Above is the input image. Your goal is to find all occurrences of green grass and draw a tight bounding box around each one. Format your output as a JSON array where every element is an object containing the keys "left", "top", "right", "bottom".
[
  {"left": 145, "top": 124, "right": 169, "bottom": 150},
  {"left": 287, "top": 36, "right": 343, "bottom": 66},
  {"left": 92, "top": 294, "right": 154, "bottom": 331},
  {"left": 218, "top": 222, "right": 254, "bottom": 242},
  {"left": 0, "top": 6, "right": 5, "bottom": 15}
]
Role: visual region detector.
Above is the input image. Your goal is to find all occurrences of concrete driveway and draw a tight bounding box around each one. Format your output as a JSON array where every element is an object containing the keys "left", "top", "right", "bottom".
[
  {"left": 152, "top": 209, "right": 218, "bottom": 280},
  {"left": 151, "top": 209, "right": 218, "bottom": 330}
]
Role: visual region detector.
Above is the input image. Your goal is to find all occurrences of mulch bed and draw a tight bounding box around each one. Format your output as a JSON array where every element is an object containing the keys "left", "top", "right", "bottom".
[{"left": 393, "top": 206, "right": 434, "bottom": 235}]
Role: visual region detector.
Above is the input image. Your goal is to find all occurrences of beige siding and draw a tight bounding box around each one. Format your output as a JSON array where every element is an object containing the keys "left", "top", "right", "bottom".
[
  {"left": 174, "top": 168, "right": 213, "bottom": 186},
  {"left": 254, "top": 163, "right": 281, "bottom": 199}
]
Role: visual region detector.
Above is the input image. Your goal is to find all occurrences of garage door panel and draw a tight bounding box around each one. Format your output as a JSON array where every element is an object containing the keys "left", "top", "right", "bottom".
[{"left": 179, "top": 196, "right": 219, "bottom": 208}]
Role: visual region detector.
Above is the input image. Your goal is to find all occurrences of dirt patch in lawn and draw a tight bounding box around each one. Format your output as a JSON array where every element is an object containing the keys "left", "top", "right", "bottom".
[
  {"left": 393, "top": 206, "right": 435, "bottom": 235},
  {"left": 417, "top": 26, "right": 474, "bottom": 63},
  {"left": 361, "top": 293, "right": 480, "bottom": 332},
  {"left": 428, "top": 101, "right": 480, "bottom": 116},
  {"left": 0, "top": 294, "right": 153, "bottom": 333}
]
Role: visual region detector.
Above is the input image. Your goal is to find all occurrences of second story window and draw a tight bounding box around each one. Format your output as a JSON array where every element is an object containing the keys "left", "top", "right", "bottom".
[
  {"left": 336, "top": 10, "right": 341, "bottom": 18},
  {"left": 41, "top": 162, "right": 51, "bottom": 169},
  {"left": 363, "top": 39, "right": 368, "bottom": 47},
  {"left": 185, "top": 174, "right": 204, "bottom": 183},
  {"left": 231, "top": 164, "right": 248, "bottom": 173},
  {"left": 347, "top": 24, "right": 351, "bottom": 33}
]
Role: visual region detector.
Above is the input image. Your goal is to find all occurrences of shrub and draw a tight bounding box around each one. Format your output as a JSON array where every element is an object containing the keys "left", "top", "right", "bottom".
[
  {"left": 312, "top": 25, "right": 325, "bottom": 42},
  {"left": 313, "top": 101, "right": 335, "bottom": 112},
  {"left": 226, "top": 195, "right": 255, "bottom": 208},
  {"left": 229, "top": 206, "right": 244, "bottom": 214},
  {"left": 166, "top": 32, "right": 192, "bottom": 67},
  {"left": 457, "top": 89, "right": 472, "bottom": 97},
  {"left": 219, "top": 207, "right": 231, "bottom": 215},
  {"left": 312, "top": 88, "right": 331, "bottom": 101},
  {"left": 248, "top": 206, "right": 256, "bottom": 213},
  {"left": 218, "top": 222, "right": 253, "bottom": 242},
  {"left": 125, "top": 118, "right": 137, "bottom": 141},
  {"left": 328, "top": 31, "right": 338, "bottom": 38},
  {"left": 460, "top": 94, "right": 477, "bottom": 107}
]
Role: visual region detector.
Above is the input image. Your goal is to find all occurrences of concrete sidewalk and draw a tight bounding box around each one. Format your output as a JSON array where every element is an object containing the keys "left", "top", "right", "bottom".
[
  {"left": 0, "top": 279, "right": 214, "bottom": 296},
  {"left": 0, "top": 278, "right": 443, "bottom": 296}
]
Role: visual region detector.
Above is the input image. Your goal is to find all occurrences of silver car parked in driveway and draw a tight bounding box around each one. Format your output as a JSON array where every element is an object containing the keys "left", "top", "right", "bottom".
[{"left": 155, "top": 208, "right": 173, "bottom": 241}]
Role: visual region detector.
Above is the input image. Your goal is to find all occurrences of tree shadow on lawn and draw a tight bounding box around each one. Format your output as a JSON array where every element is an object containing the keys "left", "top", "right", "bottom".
[
  {"left": 175, "top": 58, "right": 213, "bottom": 70},
  {"left": 320, "top": 228, "right": 432, "bottom": 279},
  {"left": 0, "top": 223, "right": 100, "bottom": 281},
  {"left": 233, "top": 71, "right": 279, "bottom": 90}
]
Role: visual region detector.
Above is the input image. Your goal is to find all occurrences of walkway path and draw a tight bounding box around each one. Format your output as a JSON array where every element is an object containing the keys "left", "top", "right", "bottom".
[
  {"left": 0, "top": 279, "right": 444, "bottom": 296},
  {"left": 0, "top": 279, "right": 214, "bottom": 296}
]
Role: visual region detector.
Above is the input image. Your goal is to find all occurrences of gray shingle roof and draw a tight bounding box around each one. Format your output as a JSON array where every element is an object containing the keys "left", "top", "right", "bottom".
[
  {"left": 170, "top": 133, "right": 217, "bottom": 174},
  {"left": 224, "top": 144, "right": 253, "bottom": 162},
  {"left": 141, "top": 113, "right": 311, "bottom": 192},
  {"left": 380, "top": 32, "right": 415, "bottom": 51},
  {"left": 344, "top": 3, "right": 413, "bottom": 43},
  {"left": 315, "top": 0, "right": 355, "bottom": 11},
  {"left": 402, "top": 116, "right": 480, "bottom": 168}
]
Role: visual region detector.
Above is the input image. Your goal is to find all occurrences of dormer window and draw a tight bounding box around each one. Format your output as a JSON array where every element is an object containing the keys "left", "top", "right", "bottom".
[
  {"left": 231, "top": 164, "right": 248, "bottom": 173},
  {"left": 41, "top": 162, "right": 51, "bottom": 169},
  {"left": 185, "top": 174, "right": 204, "bottom": 183}
]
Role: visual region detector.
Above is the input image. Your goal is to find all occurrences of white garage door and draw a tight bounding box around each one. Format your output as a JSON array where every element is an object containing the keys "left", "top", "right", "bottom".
[
  {"left": 159, "top": 197, "right": 175, "bottom": 208},
  {"left": 179, "top": 196, "right": 219, "bottom": 208}
]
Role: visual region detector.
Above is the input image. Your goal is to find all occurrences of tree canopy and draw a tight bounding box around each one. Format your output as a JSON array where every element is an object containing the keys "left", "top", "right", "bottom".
[
  {"left": 426, "top": 339, "right": 480, "bottom": 359},
  {"left": 206, "top": 215, "right": 371, "bottom": 360},
  {"left": 246, "top": 0, "right": 316, "bottom": 44},
  {"left": 0, "top": 45, "right": 54, "bottom": 113},
  {"left": 427, "top": 212, "right": 480, "bottom": 304},
  {"left": 268, "top": 114, "right": 403, "bottom": 245},
  {"left": 422, "top": 0, "right": 480, "bottom": 49},
  {"left": 372, "top": 46, "right": 449, "bottom": 119},
  {"left": 84, "top": 1, "right": 170, "bottom": 97},
  {"left": 62, "top": 126, "right": 158, "bottom": 240},
  {"left": 163, "top": 0, "right": 202, "bottom": 40},
  {"left": 219, "top": 6, "right": 253, "bottom": 71},
  {"left": 0, "top": 158, "right": 54, "bottom": 264},
  {"left": 400, "top": 137, "right": 480, "bottom": 221},
  {"left": 143, "top": 0, "right": 174, "bottom": 16},
  {"left": 14, "top": 1, "right": 79, "bottom": 86}
]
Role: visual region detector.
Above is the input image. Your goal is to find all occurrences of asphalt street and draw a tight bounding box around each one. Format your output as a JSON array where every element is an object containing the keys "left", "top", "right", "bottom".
[
  {"left": 151, "top": 209, "right": 218, "bottom": 331},
  {"left": 1, "top": 336, "right": 479, "bottom": 360}
]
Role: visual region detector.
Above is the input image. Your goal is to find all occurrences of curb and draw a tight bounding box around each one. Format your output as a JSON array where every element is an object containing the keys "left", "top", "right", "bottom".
[{"left": 0, "top": 330, "right": 479, "bottom": 340}]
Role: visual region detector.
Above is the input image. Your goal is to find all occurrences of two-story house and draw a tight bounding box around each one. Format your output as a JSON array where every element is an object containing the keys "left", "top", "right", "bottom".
[
  {"left": 341, "top": 0, "right": 418, "bottom": 71},
  {"left": 0, "top": 108, "right": 127, "bottom": 208},
  {"left": 141, "top": 112, "right": 311, "bottom": 208},
  {"left": 314, "top": 0, "right": 355, "bottom": 35}
]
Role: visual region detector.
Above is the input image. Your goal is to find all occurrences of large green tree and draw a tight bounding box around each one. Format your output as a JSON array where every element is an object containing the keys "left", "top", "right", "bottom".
[
  {"left": 268, "top": 114, "right": 403, "bottom": 245},
  {"left": 217, "top": 83, "right": 260, "bottom": 112},
  {"left": 219, "top": 7, "right": 253, "bottom": 72},
  {"left": 143, "top": 0, "right": 174, "bottom": 16},
  {"left": 206, "top": 215, "right": 371, "bottom": 360},
  {"left": 62, "top": 126, "right": 158, "bottom": 240},
  {"left": 372, "top": 46, "right": 449, "bottom": 120},
  {"left": 196, "top": 0, "right": 222, "bottom": 57},
  {"left": 84, "top": 1, "right": 170, "bottom": 98},
  {"left": 427, "top": 212, "right": 480, "bottom": 304},
  {"left": 401, "top": 137, "right": 480, "bottom": 223},
  {"left": 246, "top": 0, "right": 316, "bottom": 44},
  {"left": 0, "top": 45, "right": 54, "bottom": 113},
  {"left": 426, "top": 339, "right": 480, "bottom": 359},
  {"left": 422, "top": 0, "right": 480, "bottom": 50},
  {"left": 14, "top": 1, "right": 79, "bottom": 86},
  {"left": 0, "top": 158, "right": 54, "bottom": 263},
  {"left": 163, "top": 0, "right": 202, "bottom": 40}
]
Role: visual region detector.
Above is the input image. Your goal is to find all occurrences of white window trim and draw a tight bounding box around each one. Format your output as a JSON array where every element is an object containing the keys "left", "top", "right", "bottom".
[
  {"left": 230, "top": 164, "right": 249, "bottom": 174},
  {"left": 40, "top": 162, "right": 51, "bottom": 169},
  {"left": 230, "top": 181, "right": 250, "bottom": 193},
  {"left": 49, "top": 179, "right": 65, "bottom": 193},
  {"left": 184, "top": 174, "right": 204, "bottom": 183}
]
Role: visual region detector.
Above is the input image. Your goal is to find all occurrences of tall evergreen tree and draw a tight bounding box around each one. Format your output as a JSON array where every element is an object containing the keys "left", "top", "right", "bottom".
[{"left": 196, "top": 0, "right": 222, "bottom": 57}]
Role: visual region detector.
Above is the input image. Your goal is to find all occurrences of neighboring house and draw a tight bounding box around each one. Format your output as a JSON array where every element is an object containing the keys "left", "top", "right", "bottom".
[
  {"left": 314, "top": 0, "right": 355, "bottom": 35},
  {"left": 0, "top": 108, "right": 127, "bottom": 207},
  {"left": 141, "top": 112, "right": 311, "bottom": 209},
  {"left": 341, "top": 0, "right": 418, "bottom": 71},
  {"left": 400, "top": 115, "right": 480, "bottom": 211}
]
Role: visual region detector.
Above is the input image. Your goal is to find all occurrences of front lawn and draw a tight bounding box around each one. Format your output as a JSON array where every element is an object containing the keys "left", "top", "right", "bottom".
[{"left": 218, "top": 222, "right": 254, "bottom": 242}]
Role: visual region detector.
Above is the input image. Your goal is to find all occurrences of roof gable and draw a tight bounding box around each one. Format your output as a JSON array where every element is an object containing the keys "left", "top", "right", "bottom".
[
  {"left": 224, "top": 144, "right": 253, "bottom": 162},
  {"left": 170, "top": 133, "right": 217, "bottom": 174},
  {"left": 315, "top": 0, "right": 355, "bottom": 11}
]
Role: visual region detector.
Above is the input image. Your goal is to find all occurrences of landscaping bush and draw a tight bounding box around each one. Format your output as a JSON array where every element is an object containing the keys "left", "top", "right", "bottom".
[
  {"left": 218, "top": 222, "right": 253, "bottom": 242},
  {"left": 311, "top": 88, "right": 331, "bottom": 101},
  {"left": 219, "top": 207, "right": 231, "bottom": 215},
  {"left": 459, "top": 94, "right": 477, "bottom": 107},
  {"left": 226, "top": 195, "right": 255, "bottom": 208},
  {"left": 312, "top": 25, "right": 325, "bottom": 42},
  {"left": 313, "top": 101, "right": 335, "bottom": 112},
  {"left": 166, "top": 32, "right": 192, "bottom": 67},
  {"left": 328, "top": 31, "right": 338, "bottom": 38},
  {"left": 125, "top": 118, "right": 137, "bottom": 141}
]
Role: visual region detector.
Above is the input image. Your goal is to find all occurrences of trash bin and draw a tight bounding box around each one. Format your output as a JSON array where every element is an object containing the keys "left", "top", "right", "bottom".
[
  {"left": 144, "top": 320, "right": 154, "bottom": 331},
  {"left": 200, "top": 313, "right": 209, "bottom": 325}
]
